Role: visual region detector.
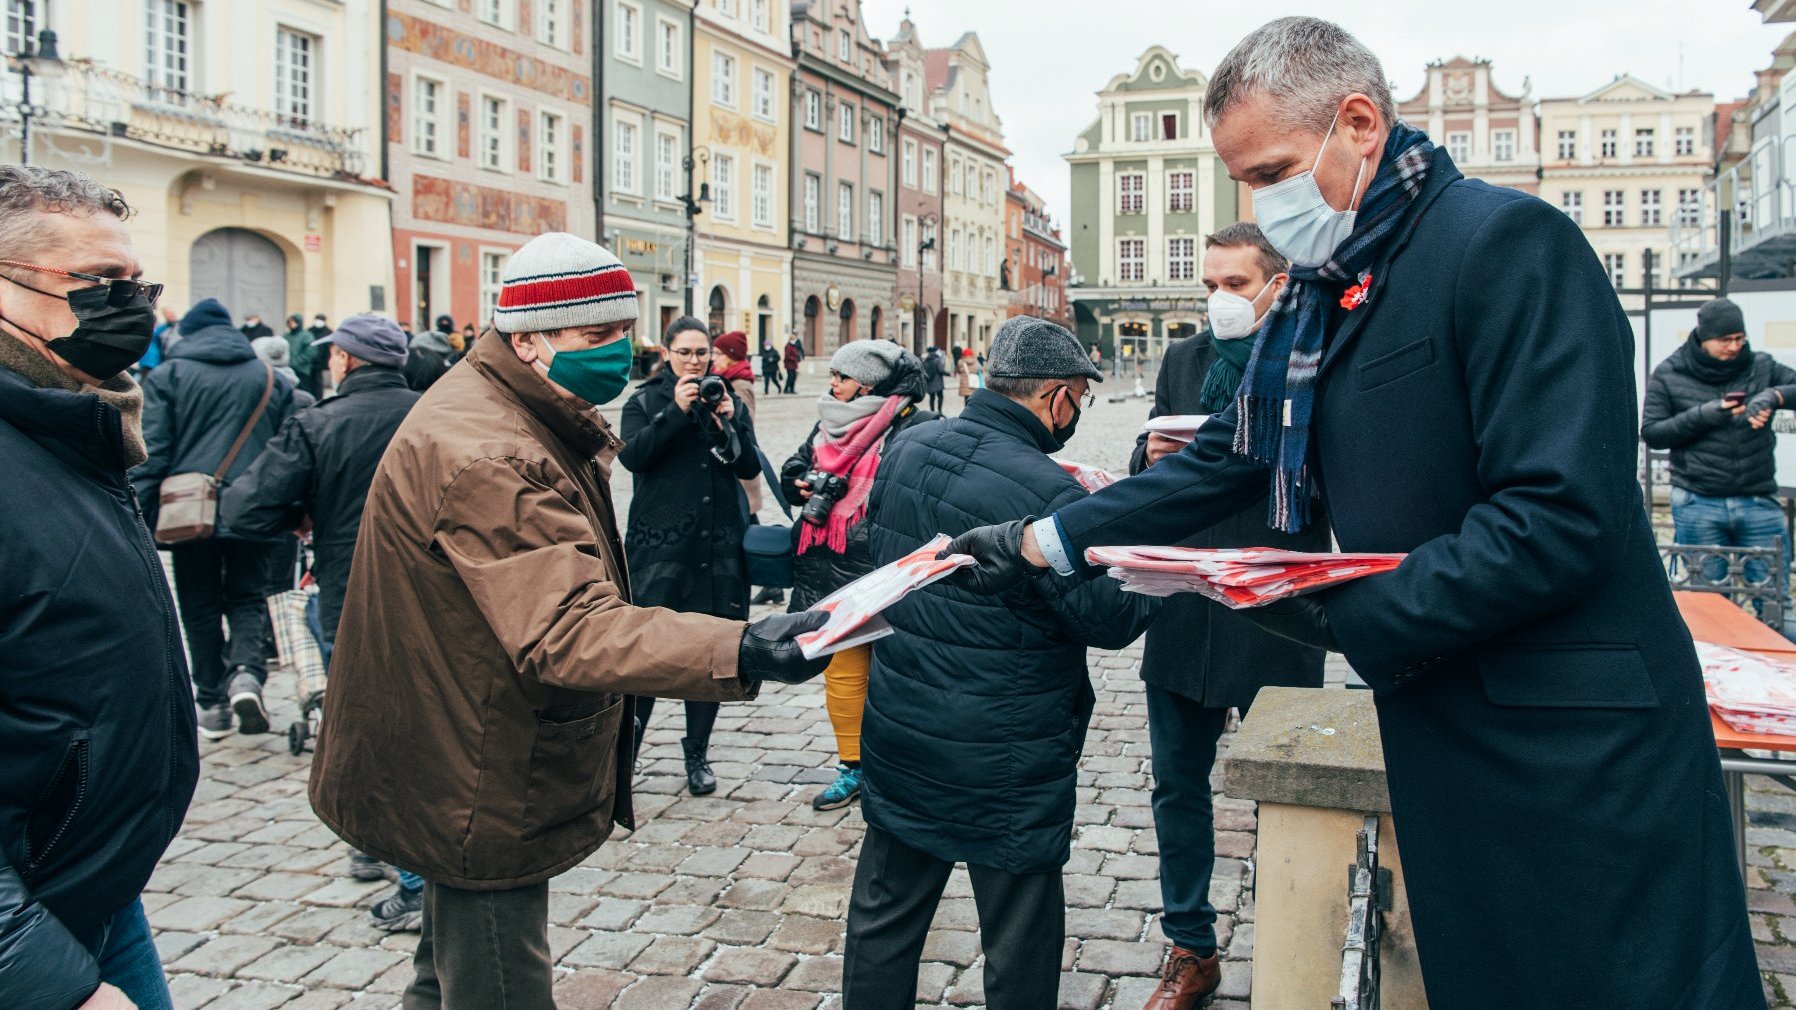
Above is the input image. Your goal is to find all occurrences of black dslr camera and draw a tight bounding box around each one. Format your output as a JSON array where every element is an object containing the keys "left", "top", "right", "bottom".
[
  {"left": 695, "top": 374, "right": 730, "bottom": 410},
  {"left": 800, "top": 469, "right": 850, "bottom": 526}
]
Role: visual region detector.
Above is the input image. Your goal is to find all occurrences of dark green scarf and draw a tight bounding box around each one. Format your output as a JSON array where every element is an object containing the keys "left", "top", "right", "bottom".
[{"left": 1199, "top": 331, "right": 1254, "bottom": 414}]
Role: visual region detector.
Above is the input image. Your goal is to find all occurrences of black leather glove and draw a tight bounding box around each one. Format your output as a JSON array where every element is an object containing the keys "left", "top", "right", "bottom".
[
  {"left": 738, "top": 610, "right": 830, "bottom": 685},
  {"left": 1239, "top": 594, "right": 1339, "bottom": 652},
  {"left": 939, "top": 518, "right": 1041, "bottom": 595},
  {"left": 1747, "top": 388, "right": 1785, "bottom": 418}
]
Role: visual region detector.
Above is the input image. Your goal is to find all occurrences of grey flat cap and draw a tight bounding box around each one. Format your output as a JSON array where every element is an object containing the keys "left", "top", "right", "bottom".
[{"left": 986, "top": 316, "right": 1103, "bottom": 382}]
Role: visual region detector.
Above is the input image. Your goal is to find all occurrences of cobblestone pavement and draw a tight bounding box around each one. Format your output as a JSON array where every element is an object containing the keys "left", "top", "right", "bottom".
[{"left": 147, "top": 375, "right": 1796, "bottom": 1007}]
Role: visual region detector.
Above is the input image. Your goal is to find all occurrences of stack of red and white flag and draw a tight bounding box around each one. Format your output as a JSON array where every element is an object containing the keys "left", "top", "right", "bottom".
[
  {"left": 796, "top": 535, "right": 974, "bottom": 659},
  {"left": 1697, "top": 642, "right": 1796, "bottom": 735},
  {"left": 1054, "top": 458, "right": 1123, "bottom": 492},
  {"left": 1084, "top": 546, "right": 1406, "bottom": 609}
]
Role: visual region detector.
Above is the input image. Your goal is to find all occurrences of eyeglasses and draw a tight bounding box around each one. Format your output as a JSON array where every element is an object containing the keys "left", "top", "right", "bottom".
[
  {"left": 1711, "top": 334, "right": 1748, "bottom": 346},
  {"left": 0, "top": 259, "right": 163, "bottom": 307},
  {"left": 1048, "top": 385, "right": 1096, "bottom": 409},
  {"left": 668, "top": 348, "right": 711, "bottom": 359}
]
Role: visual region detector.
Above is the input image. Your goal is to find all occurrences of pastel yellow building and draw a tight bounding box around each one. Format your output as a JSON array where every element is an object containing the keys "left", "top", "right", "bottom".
[
  {"left": 3, "top": 0, "right": 394, "bottom": 323},
  {"left": 692, "top": 0, "right": 792, "bottom": 344}
]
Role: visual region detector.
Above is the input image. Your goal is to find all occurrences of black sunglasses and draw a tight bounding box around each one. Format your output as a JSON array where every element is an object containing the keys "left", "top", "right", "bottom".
[{"left": 0, "top": 259, "right": 163, "bottom": 308}]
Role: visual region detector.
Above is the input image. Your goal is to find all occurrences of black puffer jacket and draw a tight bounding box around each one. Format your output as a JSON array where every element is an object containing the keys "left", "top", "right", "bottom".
[
  {"left": 1641, "top": 331, "right": 1796, "bottom": 497},
  {"left": 619, "top": 368, "right": 761, "bottom": 618},
  {"left": 860, "top": 390, "right": 1156, "bottom": 874},
  {"left": 779, "top": 351, "right": 938, "bottom": 610},
  {"left": 133, "top": 299, "right": 300, "bottom": 531},
  {"left": 0, "top": 363, "right": 199, "bottom": 1008},
  {"left": 219, "top": 365, "right": 421, "bottom": 646}
]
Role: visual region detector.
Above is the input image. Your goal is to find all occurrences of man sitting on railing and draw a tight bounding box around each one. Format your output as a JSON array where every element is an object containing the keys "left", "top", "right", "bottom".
[{"left": 1643, "top": 296, "right": 1796, "bottom": 592}]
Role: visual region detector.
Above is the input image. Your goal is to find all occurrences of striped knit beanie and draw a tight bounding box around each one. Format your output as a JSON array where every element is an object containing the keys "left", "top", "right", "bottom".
[{"left": 494, "top": 232, "right": 638, "bottom": 334}]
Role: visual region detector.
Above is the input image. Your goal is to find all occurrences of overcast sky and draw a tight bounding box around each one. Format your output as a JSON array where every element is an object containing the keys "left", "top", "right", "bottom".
[{"left": 859, "top": 0, "right": 1790, "bottom": 228}]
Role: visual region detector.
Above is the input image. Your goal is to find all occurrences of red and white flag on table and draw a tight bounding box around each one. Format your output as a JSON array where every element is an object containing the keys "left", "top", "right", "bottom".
[
  {"left": 1084, "top": 546, "right": 1406, "bottom": 609},
  {"left": 796, "top": 534, "right": 974, "bottom": 659},
  {"left": 1054, "top": 458, "right": 1123, "bottom": 493},
  {"left": 1697, "top": 642, "right": 1796, "bottom": 735}
]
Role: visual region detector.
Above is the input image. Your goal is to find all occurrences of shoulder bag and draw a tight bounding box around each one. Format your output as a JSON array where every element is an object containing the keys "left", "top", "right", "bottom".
[{"left": 156, "top": 361, "right": 274, "bottom": 545}]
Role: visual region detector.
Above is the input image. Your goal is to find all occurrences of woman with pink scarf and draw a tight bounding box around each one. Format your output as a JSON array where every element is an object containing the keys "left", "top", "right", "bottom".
[{"left": 779, "top": 340, "right": 937, "bottom": 810}]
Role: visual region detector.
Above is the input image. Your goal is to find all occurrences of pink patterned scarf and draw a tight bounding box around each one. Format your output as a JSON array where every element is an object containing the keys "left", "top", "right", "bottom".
[{"left": 797, "top": 395, "right": 906, "bottom": 555}]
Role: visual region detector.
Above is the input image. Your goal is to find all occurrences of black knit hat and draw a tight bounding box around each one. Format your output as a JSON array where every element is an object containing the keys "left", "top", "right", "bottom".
[
  {"left": 1697, "top": 298, "right": 1746, "bottom": 342},
  {"left": 986, "top": 316, "right": 1103, "bottom": 382}
]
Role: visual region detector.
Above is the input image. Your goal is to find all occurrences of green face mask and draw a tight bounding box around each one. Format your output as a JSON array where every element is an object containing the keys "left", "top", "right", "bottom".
[{"left": 536, "top": 334, "right": 633, "bottom": 405}]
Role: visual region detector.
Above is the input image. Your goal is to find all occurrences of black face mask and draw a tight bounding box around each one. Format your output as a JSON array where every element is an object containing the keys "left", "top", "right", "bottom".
[
  {"left": 4, "top": 283, "right": 158, "bottom": 381},
  {"left": 1048, "top": 386, "right": 1082, "bottom": 450}
]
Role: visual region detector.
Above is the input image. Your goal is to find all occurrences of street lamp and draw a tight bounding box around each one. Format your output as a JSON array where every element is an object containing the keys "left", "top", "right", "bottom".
[
  {"left": 9, "top": 7, "right": 64, "bottom": 167},
  {"left": 915, "top": 210, "right": 938, "bottom": 354},
  {"left": 680, "top": 146, "right": 711, "bottom": 316}
]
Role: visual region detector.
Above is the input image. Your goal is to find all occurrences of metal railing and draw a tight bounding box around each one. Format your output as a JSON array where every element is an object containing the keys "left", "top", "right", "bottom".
[
  {"left": 0, "top": 60, "right": 366, "bottom": 179},
  {"left": 1660, "top": 539, "right": 1788, "bottom": 630}
]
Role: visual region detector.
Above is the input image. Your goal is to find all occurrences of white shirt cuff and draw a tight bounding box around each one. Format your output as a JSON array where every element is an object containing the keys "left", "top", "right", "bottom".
[{"left": 1031, "top": 515, "right": 1076, "bottom": 576}]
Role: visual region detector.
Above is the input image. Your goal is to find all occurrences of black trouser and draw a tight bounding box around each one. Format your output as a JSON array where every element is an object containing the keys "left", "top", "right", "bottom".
[
  {"left": 927, "top": 390, "right": 944, "bottom": 413},
  {"left": 843, "top": 825, "right": 1064, "bottom": 1010},
  {"left": 170, "top": 537, "right": 287, "bottom": 707},
  {"left": 763, "top": 370, "right": 776, "bottom": 394},
  {"left": 784, "top": 369, "right": 798, "bottom": 394},
  {"left": 403, "top": 879, "right": 552, "bottom": 1010},
  {"left": 631, "top": 698, "right": 719, "bottom": 755},
  {"left": 1144, "top": 683, "right": 1231, "bottom": 953}
]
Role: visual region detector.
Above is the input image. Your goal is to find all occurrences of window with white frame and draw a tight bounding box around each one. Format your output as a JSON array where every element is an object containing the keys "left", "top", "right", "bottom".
[
  {"left": 1634, "top": 128, "right": 1655, "bottom": 158},
  {"left": 1600, "top": 128, "right": 1617, "bottom": 158},
  {"left": 750, "top": 0, "right": 766, "bottom": 30},
  {"left": 838, "top": 30, "right": 851, "bottom": 61},
  {"left": 144, "top": 0, "right": 188, "bottom": 93},
  {"left": 753, "top": 162, "right": 773, "bottom": 228},
  {"left": 1603, "top": 189, "right": 1624, "bottom": 227},
  {"left": 717, "top": 0, "right": 735, "bottom": 17},
  {"left": 613, "top": 116, "right": 638, "bottom": 194},
  {"left": 753, "top": 67, "right": 775, "bottom": 121},
  {"left": 1168, "top": 237, "right": 1195, "bottom": 281},
  {"left": 903, "top": 216, "right": 916, "bottom": 266},
  {"left": 1640, "top": 188, "right": 1662, "bottom": 227},
  {"left": 615, "top": 2, "right": 640, "bottom": 63},
  {"left": 1678, "top": 188, "right": 1701, "bottom": 228},
  {"left": 1118, "top": 173, "right": 1144, "bottom": 215},
  {"left": 712, "top": 153, "right": 735, "bottom": 219},
  {"left": 1561, "top": 190, "right": 1583, "bottom": 223},
  {"left": 1493, "top": 129, "right": 1516, "bottom": 163},
  {"left": 274, "top": 27, "right": 316, "bottom": 123},
  {"left": 1168, "top": 170, "right": 1194, "bottom": 214},
  {"left": 838, "top": 102, "right": 855, "bottom": 144},
  {"left": 868, "top": 191, "right": 883, "bottom": 245},
  {"left": 538, "top": 0, "right": 562, "bottom": 47},
  {"left": 655, "top": 127, "right": 679, "bottom": 201},
  {"left": 803, "top": 173, "right": 820, "bottom": 232},
  {"left": 1603, "top": 252, "right": 1625, "bottom": 288},
  {"left": 479, "top": 0, "right": 512, "bottom": 29},
  {"left": 869, "top": 115, "right": 883, "bottom": 154},
  {"left": 657, "top": 17, "right": 682, "bottom": 77},
  {"left": 1119, "top": 238, "right": 1144, "bottom": 282},
  {"left": 949, "top": 229, "right": 961, "bottom": 271},
  {"left": 6, "top": 1, "right": 34, "bottom": 63},
  {"left": 539, "top": 111, "right": 563, "bottom": 182},
  {"left": 480, "top": 95, "right": 508, "bottom": 170},
  {"left": 711, "top": 51, "right": 736, "bottom": 107},
  {"left": 902, "top": 138, "right": 916, "bottom": 186},
  {"left": 412, "top": 75, "right": 445, "bottom": 157},
  {"left": 1446, "top": 131, "right": 1470, "bottom": 163},
  {"left": 480, "top": 251, "right": 507, "bottom": 330},
  {"left": 1130, "top": 113, "right": 1149, "bottom": 143},
  {"left": 803, "top": 90, "right": 821, "bottom": 131},
  {"left": 922, "top": 149, "right": 937, "bottom": 194},
  {"left": 921, "top": 220, "right": 936, "bottom": 268},
  {"left": 949, "top": 158, "right": 961, "bottom": 195},
  {"left": 1677, "top": 126, "right": 1696, "bottom": 157},
  {"left": 984, "top": 235, "right": 994, "bottom": 276},
  {"left": 837, "top": 182, "right": 854, "bottom": 241},
  {"left": 1557, "top": 129, "right": 1577, "bottom": 160},
  {"left": 983, "top": 170, "right": 994, "bottom": 205}
]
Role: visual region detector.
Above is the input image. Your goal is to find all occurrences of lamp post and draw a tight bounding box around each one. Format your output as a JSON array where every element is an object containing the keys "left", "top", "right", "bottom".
[
  {"left": 915, "top": 210, "right": 938, "bottom": 354},
  {"left": 9, "top": 9, "right": 63, "bottom": 167},
  {"left": 680, "top": 147, "right": 711, "bottom": 316}
]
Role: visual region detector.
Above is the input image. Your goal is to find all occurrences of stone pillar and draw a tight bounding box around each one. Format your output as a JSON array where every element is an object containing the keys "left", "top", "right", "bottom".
[{"left": 1224, "top": 687, "right": 1431, "bottom": 1010}]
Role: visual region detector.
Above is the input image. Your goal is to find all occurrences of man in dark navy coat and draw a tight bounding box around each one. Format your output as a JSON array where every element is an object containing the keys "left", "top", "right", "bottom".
[{"left": 944, "top": 17, "right": 1762, "bottom": 1010}]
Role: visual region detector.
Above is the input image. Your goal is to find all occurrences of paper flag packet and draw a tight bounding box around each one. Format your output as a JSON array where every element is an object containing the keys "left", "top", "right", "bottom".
[
  {"left": 1085, "top": 546, "right": 1406, "bottom": 609},
  {"left": 796, "top": 534, "right": 975, "bottom": 659},
  {"left": 1141, "top": 414, "right": 1211, "bottom": 443},
  {"left": 1054, "top": 458, "right": 1123, "bottom": 493},
  {"left": 1697, "top": 641, "right": 1796, "bottom": 735}
]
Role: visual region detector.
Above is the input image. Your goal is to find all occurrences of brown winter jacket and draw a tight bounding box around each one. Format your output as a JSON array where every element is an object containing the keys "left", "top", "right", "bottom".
[{"left": 309, "top": 331, "right": 752, "bottom": 890}]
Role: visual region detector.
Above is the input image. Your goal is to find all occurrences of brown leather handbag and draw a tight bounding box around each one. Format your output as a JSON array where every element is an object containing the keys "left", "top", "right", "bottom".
[{"left": 155, "top": 362, "right": 274, "bottom": 545}]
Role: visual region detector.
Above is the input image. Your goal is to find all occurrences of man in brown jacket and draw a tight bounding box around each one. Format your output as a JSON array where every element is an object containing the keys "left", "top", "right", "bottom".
[{"left": 309, "top": 233, "right": 827, "bottom": 1010}]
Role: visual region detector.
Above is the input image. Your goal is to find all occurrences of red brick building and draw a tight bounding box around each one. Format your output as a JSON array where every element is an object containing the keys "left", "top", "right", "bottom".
[{"left": 1005, "top": 169, "right": 1069, "bottom": 326}]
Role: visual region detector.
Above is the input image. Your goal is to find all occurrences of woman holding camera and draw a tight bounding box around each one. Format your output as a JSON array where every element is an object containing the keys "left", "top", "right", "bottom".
[
  {"left": 780, "top": 340, "right": 937, "bottom": 810},
  {"left": 620, "top": 317, "right": 761, "bottom": 795}
]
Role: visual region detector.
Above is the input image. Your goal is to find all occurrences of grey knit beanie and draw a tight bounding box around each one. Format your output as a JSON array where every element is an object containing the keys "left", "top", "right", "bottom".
[
  {"left": 1697, "top": 298, "right": 1746, "bottom": 342},
  {"left": 829, "top": 339, "right": 903, "bottom": 386},
  {"left": 987, "top": 316, "right": 1103, "bottom": 382}
]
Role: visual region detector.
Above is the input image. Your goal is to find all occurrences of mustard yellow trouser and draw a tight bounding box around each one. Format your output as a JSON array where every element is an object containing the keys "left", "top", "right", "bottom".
[{"left": 825, "top": 644, "right": 870, "bottom": 763}]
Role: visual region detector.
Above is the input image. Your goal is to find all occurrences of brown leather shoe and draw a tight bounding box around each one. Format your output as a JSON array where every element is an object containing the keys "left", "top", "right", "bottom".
[{"left": 1140, "top": 945, "right": 1220, "bottom": 1010}]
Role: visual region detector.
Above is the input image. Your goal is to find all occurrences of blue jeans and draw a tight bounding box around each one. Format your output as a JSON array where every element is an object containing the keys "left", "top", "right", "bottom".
[
  {"left": 399, "top": 869, "right": 424, "bottom": 892},
  {"left": 82, "top": 899, "right": 173, "bottom": 1010},
  {"left": 1145, "top": 684, "right": 1230, "bottom": 954},
  {"left": 1671, "top": 489, "right": 1789, "bottom": 584}
]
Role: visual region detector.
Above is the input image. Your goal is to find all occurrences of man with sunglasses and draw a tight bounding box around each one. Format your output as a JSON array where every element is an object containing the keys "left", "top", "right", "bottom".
[
  {"left": 842, "top": 316, "right": 1157, "bottom": 1010},
  {"left": 0, "top": 165, "right": 197, "bottom": 1010}
]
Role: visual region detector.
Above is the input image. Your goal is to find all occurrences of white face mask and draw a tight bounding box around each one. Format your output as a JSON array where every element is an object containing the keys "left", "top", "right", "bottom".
[
  {"left": 1208, "top": 278, "right": 1276, "bottom": 340},
  {"left": 1251, "top": 109, "right": 1369, "bottom": 268}
]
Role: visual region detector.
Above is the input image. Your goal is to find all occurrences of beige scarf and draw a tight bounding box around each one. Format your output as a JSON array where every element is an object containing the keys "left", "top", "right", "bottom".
[{"left": 0, "top": 327, "right": 148, "bottom": 466}]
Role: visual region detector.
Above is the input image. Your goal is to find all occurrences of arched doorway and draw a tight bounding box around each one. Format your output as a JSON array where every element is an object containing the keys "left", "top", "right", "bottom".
[
  {"left": 1117, "top": 320, "right": 1149, "bottom": 368},
  {"left": 804, "top": 295, "right": 822, "bottom": 356},
  {"left": 838, "top": 298, "right": 856, "bottom": 346},
  {"left": 707, "top": 286, "right": 728, "bottom": 335},
  {"left": 869, "top": 306, "right": 883, "bottom": 342},
  {"left": 190, "top": 228, "right": 286, "bottom": 324},
  {"left": 756, "top": 294, "right": 773, "bottom": 349}
]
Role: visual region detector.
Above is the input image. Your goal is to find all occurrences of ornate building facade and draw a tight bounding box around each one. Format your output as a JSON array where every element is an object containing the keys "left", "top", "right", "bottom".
[
  {"left": 884, "top": 15, "right": 944, "bottom": 352},
  {"left": 925, "top": 30, "right": 1008, "bottom": 356},
  {"left": 1396, "top": 56, "right": 1537, "bottom": 194},
  {"left": 1005, "top": 170, "right": 1069, "bottom": 327}
]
